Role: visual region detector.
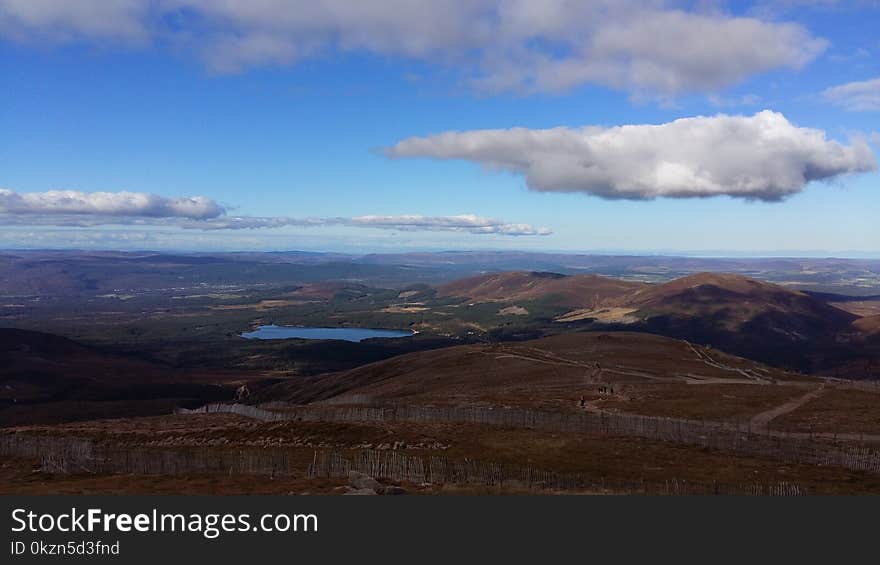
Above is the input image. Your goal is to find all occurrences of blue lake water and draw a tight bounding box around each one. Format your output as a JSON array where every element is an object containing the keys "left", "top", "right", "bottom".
[{"left": 240, "top": 325, "right": 413, "bottom": 342}]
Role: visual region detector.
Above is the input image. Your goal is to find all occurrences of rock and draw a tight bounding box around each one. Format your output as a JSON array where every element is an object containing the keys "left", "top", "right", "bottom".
[
  {"left": 380, "top": 486, "right": 407, "bottom": 495},
  {"left": 349, "top": 471, "right": 382, "bottom": 491},
  {"left": 343, "top": 488, "right": 378, "bottom": 495}
]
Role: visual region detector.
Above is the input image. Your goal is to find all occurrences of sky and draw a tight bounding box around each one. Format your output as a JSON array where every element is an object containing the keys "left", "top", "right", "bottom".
[{"left": 1, "top": 0, "right": 879, "bottom": 255}]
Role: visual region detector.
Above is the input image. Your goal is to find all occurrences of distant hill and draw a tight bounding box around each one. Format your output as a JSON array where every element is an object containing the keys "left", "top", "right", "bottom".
[
  {"left": 616, "top": 272, "right": 856, "bottom": 333},
  {"left": 437, "top": 271, "right": 874, "bottom": 376},
  {"left": 437, "top": 271, "right": 645, "bottom": 308},
  {"left": 288, "top": 281, "right": 372, "bottom": 300}
]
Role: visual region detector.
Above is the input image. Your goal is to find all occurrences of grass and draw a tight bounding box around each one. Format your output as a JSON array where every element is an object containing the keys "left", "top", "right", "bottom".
[
  {"left": 770, "top": 389, "right": 880, "bottom": 435},
  {"left": 595, "top": 383, "right": 813, "bottom": 422}
]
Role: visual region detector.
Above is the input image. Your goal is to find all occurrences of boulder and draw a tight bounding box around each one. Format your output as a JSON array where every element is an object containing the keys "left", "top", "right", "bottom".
[{"left": 349, "top": 471, "right": 382, "bottom": 491}]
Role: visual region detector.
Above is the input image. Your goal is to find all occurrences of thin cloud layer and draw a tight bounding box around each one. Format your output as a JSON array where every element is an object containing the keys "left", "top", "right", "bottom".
[
  {"left": 822, "top": 77, "right": 880, "bottom": 111},
  {"left": 347, "top": 215, "right": 552, "bottom": 236},
  {"left": 0, "top": 1, "right": 827, "bottom": 96},
  {"left": 0, "top": 0, "right": 149, "bottom": 42},
  {"left": 179, "top": 214, "right": 551, "bottom": 235},
  {"left": 386, "top": 110, "right": 877, "bottom": 201},
  {"left": 0, "top": 189, "right": 549, "bottom": 236},
  {"left": 0, "top": 189, "right": 224, "bottom": 219}
]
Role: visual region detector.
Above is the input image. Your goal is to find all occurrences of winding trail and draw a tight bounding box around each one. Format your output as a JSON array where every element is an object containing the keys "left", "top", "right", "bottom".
[
  {"left": 482, "top": 346, "right": 770, "bottom": 385},
  {"left": 684, "top": 341, "right": 772, "bottom": 384},
  {"left": 749, "top": 386, "right": 828, "bottom": 433},
  {"left": 468, "top": 343, "right": 880, "bottom": 443}
]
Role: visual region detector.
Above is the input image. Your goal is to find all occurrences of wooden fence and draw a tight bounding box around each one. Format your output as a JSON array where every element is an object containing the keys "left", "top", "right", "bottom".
[
  {"left": 0, "top": 434, "right": 96, "bottom": 473},
  {"left": 176, "top": 402, "right": 880, "bottom": 474},
  {"left": 307, "top": 450, "right": 806, "bottom": 495},
  {"left": 0, "top": 434, "right": 303, "bottom": 477},
  {"left": 0, "top": 434, "right": 805, "bottom": 494}
]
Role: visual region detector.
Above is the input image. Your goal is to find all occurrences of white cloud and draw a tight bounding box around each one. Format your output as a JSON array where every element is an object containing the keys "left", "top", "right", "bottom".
[
  {"left": 386, "top": 110, "right": 877, "bottom": 201},
  {"left": 0, "top": 1, "right": 828, "bottom": 97},
  {"left": 748, "top": 1, "right": 876, "bottom": 18},
  {"left": 0, "top": 0, "right": 148, "bottom": 43},
  {"left": 0, "top": 189, "right": 224, "bottom": 219},
  {"left": 346, "top": 214, "right": 552, "bottom": 236},
  {"left": 161, "top": 213, "right": 552, "bottom": 235},
  {"left": 0, "top": 189, "right": 549, "bottom": 236},
  {"left": 481, "top": 8, "right": 824, "bottom": 96},
  {"left": 822, "top": 77, "right": 880, "bottom": 111}
]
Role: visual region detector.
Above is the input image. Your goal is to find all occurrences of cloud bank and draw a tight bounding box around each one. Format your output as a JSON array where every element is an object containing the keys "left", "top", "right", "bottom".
[
  {"left": 347, "top": 215, "right": 551, "bottom": 236},
  {"left": 0, "top": 1, "right": 827, "bottom": 96},
  {"left": 0, "top": 189, "right": 224, "bottom": 219},
  {"left": 0, "top": 189, "right": 549, "bottom": 236},
  {"left": 177, "top": 213, "right": 551, "bottom": 235},
  {"left": 822, "top": 77, "right": 880, "bottom": 111},
  {"left": 386, "top": 110, "right": 877, "bottom": 201}
]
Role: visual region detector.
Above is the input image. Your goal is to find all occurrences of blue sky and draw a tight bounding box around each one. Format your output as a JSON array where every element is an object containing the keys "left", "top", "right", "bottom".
[{"left": 0, "top": 1, "right": 878, "bottom": 254}]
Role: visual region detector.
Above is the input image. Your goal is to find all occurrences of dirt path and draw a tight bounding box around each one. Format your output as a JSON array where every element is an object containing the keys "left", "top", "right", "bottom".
[
  {"left": 483, "top": 347, "right": 777, "bottom": 386},
  {"left": 487, "top": 351, "right": 680, "bottom": 383},
  {"left": 684, "top": 341, "right": 773, "bottom": 384},
  {"left": 749, "top": 386, "right": 828, "bottom": 432},
  {"left": 476, "top": 344, "right": 880, "bottom": 443}
]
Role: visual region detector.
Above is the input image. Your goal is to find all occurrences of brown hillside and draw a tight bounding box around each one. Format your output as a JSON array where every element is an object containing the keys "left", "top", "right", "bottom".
[
  {"left": 262, "top": 331, "right": 809, "bottom": 414},
  {"left": 436, "top": 271, "right": 869, "bottom": 376},
  {"left": 612, "top": 272, "right": 857, "bottom": 332},
  {"left": 623, "top": 273, "right": 788, "bottom": 305},
  {"left": 437, "top": 271, "right": 645, "bottom": 308},
  {"left": 853, "top": 315, "right": 880, "bottom": 335},
  {"left": 289, "top": 281, "right": 371, "bottom": 300}
]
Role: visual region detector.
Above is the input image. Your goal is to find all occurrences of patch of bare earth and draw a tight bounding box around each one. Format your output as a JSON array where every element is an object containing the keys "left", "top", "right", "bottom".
[
  {"left": 595, "top": 383, "right": 816, "bottom": 422},
  {"left": 211, "top": 299, "right": 307, "bottom": 311},
  {"left": 498, "top": 305, "right": 529, "bottom": 316},
  {"left": 556, "top": 307, "right": 638, "bottom": 323}
]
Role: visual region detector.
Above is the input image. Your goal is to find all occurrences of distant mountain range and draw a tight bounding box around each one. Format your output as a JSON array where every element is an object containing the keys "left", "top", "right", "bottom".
[{"left": 2, "top": 249, "right": 880, "bottom": 296}]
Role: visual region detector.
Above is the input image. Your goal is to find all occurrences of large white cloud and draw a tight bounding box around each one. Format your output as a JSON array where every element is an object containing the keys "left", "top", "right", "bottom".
[
  {"left": 0, "top": 189, "right": 549, "bottom": 236},
  {"left": 386, "top": 110, "right": 877, "bottom": 201},
  {"left": 822, "top": 77, "right": 880, "bottom": 111},
  {"left": 0, "top": 1, "right": 827, "bottom": 96},
  {"left": 472, "top": 7, "right": 825, "bottom": 95}
]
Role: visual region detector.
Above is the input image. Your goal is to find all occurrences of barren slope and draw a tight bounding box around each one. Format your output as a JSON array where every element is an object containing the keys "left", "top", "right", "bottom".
[
  {"left": 853, "top": 315, "right": 880, "bottom": 335},
  {"left": 259, "top": 331, "right": 812, "bottom": 415},
  {"left": 437, "top": 271, "right": 645, "bottom": 308}
]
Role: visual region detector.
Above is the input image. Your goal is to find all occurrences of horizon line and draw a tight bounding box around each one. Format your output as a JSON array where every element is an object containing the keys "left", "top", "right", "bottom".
[{"left": 2, "top": 247, "right": 880, "bottom": 260}]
